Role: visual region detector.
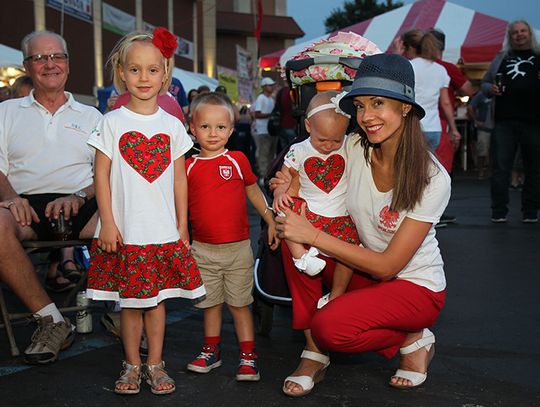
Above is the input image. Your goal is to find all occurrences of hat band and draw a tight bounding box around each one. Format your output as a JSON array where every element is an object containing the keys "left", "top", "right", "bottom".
[{"left": 353, "top": 76, "right": 415, "bottom": 100}]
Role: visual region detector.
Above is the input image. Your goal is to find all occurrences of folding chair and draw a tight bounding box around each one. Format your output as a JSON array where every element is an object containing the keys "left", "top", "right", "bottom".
[{"left": 0, "top": 239, "right": 91, "bottom": 357}]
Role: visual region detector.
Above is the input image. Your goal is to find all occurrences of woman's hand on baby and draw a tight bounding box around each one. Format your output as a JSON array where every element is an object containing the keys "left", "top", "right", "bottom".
[
  {"left": 98, "top": 223, "right": 123, "bottom": 253},
  {"left": 274, "top": 203, "right": 318, "bottom": 245}
]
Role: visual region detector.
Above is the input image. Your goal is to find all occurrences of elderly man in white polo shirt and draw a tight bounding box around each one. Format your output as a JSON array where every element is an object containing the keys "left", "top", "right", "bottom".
[
  {"left": 252, "top": 77, "right": 277, "bottom": 181},
  {"left": 0, "top": 30, "right": 102, "bottom": 364}
]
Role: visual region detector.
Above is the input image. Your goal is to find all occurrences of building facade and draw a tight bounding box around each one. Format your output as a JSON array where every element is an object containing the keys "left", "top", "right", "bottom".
[{"left": 0, "top": 0, "right": 302, "bottom": 101}]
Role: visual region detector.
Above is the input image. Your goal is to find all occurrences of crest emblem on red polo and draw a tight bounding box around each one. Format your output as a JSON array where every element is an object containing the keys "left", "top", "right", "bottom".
[{"left": 219, "top": 165, "right": 233, "bottom": 180}]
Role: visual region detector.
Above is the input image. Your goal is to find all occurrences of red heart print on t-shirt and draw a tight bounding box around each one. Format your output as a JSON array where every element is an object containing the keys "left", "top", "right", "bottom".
[
  {"left": 303, "top": 154, "right": 345, "bottom": 193},
  {"left": 119, "top": 131, "right": 171, "bottom": 183}
]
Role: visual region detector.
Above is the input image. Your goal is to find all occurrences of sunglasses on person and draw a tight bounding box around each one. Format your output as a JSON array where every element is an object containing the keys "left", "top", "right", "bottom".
[{"left": 23, "top": 53, "right": 69, "bottom": 64}]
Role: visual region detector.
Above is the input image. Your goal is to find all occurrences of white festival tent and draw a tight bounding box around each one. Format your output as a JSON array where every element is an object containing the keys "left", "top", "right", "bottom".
[
  {"left": 172, "top": 67, "right": 218, "bottom": 92},
  {"left": 0, "top": 43, "right": 23, "bottom": 67}
]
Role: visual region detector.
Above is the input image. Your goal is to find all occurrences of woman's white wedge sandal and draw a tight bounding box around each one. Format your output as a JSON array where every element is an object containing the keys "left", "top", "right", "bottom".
[
  {"left": 389, "top": 328, "right": 435, "bottom": 389},
  {"left": 282, "top": 350, "right": 330, "bottom": 397}
]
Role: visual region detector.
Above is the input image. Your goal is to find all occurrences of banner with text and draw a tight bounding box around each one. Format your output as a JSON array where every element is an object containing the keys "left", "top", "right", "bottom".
[
  {"left": 236, "top": 45, "right": 253, "bottom": 104},
  {"left": 102, "top": 2, "right": 135, "bottom": 35},
  {"left": 217, "top": 65, "right": 239, "bottom": 102},
  {"left": 47, "top": 0, "right": 92, "bottom": 23}
]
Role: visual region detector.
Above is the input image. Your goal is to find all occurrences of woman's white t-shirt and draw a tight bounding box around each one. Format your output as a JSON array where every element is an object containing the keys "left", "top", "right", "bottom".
[
  {"left": 345, "top": 136, "right": 451, "bottom": 292},
  {"left": 88, "top": 106, "right": 193, "bottom": 245}
]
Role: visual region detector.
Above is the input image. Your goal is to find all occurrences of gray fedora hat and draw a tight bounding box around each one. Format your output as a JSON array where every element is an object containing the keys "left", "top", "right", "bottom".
[{"left": 339, "top": 53, "right": 425, "bottom": 119}]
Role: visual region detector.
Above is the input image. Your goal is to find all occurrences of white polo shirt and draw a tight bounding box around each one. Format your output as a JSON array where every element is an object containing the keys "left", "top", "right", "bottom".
[{"left": 0, "top": 91, "right": 102, "bottom": 195}]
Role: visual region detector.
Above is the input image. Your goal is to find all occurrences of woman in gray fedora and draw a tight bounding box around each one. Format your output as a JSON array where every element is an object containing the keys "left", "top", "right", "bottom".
[{"left": 274, "top": 53, "right": 450, "bottom": 395}]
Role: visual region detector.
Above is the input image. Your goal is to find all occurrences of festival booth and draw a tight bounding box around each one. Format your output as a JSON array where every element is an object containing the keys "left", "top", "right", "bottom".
[{"left": 260, "top": 0, "right": 540, "bottom": 80}]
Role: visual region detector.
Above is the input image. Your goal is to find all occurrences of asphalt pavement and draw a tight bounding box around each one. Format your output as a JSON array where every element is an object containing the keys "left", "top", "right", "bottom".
[{"left": 1, "top": 172, "right": 539, "bottom": 406}]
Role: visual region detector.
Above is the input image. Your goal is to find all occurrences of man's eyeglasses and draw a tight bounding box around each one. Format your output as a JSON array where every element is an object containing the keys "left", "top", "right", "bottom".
[{"left": 23, "top": 53, "right": 69, "bottom": 64}]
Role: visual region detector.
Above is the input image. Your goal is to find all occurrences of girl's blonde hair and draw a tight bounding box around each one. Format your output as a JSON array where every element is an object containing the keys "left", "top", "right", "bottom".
[{"left": 108, "top": 31, "right": 173, "bottom": 94}]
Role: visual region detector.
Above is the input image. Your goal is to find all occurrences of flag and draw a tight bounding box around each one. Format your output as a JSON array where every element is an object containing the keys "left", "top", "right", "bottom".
[{"left": 254, "top": 0, "right": 263, "bottom": 49}]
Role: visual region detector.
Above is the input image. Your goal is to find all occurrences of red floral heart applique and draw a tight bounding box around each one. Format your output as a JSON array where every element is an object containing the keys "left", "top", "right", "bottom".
[
  {"left": 304, "top": 154, "right": 345, "bottom": 193},
  {"left": 119, "top": 131, "right": 171, "bottom": 183}
]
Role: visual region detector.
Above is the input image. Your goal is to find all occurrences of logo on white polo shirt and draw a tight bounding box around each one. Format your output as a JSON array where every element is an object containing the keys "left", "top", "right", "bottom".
[
  {"left": 219, "top": 165, "right": 233, "bottom": 180},
  {"left": 64, "top": 122, "right": 86, "bottom": 133}
]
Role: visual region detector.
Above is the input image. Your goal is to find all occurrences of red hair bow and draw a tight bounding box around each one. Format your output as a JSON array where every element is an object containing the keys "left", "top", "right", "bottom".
[{"left": 152, "top": 27, "right": 177, "bottom": 58}]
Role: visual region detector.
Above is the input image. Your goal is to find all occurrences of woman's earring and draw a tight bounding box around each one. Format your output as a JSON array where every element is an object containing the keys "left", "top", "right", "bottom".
[{"left": 402, "top": 112, "right": 407, "bottom": 117}]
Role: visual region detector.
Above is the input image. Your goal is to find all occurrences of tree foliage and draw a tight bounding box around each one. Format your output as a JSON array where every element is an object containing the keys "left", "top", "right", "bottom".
[{"left": 324, "top": 0, "right": 404, "bottom": 33}]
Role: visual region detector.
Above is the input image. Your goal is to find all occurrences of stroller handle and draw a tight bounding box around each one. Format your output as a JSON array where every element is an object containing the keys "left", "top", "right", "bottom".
[{"left": 285, "top": 56, "right": 362, "bottom": 71}]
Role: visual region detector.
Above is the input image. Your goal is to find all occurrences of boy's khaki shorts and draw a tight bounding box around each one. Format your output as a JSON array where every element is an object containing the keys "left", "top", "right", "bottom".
[{"left": 191, "top": 239, "right": 254, "bottom": 308}]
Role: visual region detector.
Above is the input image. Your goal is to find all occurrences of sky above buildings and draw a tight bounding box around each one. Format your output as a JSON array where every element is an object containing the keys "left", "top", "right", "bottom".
[{"left": 288, "top": 0, "right": 540, "bottom": 43}]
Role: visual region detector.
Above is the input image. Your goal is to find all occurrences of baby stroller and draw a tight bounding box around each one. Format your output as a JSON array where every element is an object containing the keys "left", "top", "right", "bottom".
[{"left": 253, "top": 32, "right": 380, "bottom": 335}]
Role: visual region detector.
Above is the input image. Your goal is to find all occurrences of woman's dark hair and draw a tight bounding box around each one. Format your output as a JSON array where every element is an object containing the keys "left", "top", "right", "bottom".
[
  {"left": 197, "top": 85, "right": 210, "bottom": 93},
  {"left": 402, "top": 29, "right": 442, "bottom": 61},
  {"left": 187, "top": 89, "right": 198, "bottom": 103},
  {"left": 215, "top": 85, "right": 227, "bottom": 94}
]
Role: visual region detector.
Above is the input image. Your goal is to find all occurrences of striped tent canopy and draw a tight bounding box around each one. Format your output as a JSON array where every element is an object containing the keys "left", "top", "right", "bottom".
[{"left": 260, "top": 0, "right": 540, "bottom": 68}]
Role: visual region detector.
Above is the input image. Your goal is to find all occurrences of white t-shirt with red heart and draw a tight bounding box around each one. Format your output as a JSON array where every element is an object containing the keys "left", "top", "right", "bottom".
[
  {"left": 88, "top": 106, "right": 193, "bottom": 245},
  {"left": 283, "top": 136, "right": 349, "bottom": 218}
]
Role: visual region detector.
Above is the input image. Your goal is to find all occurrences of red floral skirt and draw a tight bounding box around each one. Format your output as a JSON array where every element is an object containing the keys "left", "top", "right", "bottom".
[
  {"left": 86, "top": 239, "right": 205, "bottom": 308},
  {"left": 290, "top": 196, "right": 360, "bottom": 245}
]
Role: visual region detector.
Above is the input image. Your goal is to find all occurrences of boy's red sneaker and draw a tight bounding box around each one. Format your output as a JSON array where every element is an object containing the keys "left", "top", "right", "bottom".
[
  {"left": 187, "top": 345, "right": 222, "bottom": 373},
  {"left": 236, "top": 351, "right": 260, "bottom": 381}
]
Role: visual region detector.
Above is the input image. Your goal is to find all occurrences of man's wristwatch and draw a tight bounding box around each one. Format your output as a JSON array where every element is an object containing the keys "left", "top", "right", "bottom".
[{"left": 73, "top": 190, "right": 88, "bottom": 203}]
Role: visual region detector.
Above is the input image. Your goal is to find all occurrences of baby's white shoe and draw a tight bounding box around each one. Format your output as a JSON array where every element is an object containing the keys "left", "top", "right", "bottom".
[{"left": 293, "top": 247, "right": 326, "bottom": 276}]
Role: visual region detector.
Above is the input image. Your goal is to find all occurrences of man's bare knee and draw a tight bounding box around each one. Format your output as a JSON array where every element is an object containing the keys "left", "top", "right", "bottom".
[{"left": 0, "top": 210, "right": 35, "bottom": 244}]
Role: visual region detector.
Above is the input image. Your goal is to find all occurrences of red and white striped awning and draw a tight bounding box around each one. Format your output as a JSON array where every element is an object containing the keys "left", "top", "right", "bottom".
[{"left": 261, "top": 0, "right": 540, "bottom": 68}]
